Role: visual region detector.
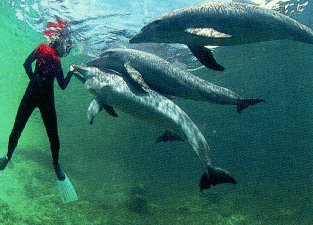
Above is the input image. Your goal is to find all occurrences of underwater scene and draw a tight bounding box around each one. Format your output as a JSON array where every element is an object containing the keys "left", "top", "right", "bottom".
[{"left": 0, "top": 0, "right": 312, "bottom": 224}]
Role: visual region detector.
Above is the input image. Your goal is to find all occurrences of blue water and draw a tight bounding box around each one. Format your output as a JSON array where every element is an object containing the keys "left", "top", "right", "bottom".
[{"left": 0, "top": 0, "right": 312, "bottom": 224}]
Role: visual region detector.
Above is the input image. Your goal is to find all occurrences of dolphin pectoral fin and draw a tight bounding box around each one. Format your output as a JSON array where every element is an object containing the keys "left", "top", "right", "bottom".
[
  {"left": 185, "top": 28, "right": 231, "bottom": 39},
  {"left": 236, "top": 98, "right": 266, "bottom": 114},
  {"left": 156, "top": 130, "right": 185, "bottom": 143},
  {"left": 188, "top": 46, "right": 224, "bottom": 71},
  {"left": 87, "top": 98, "right": 103, "bottom": 124},
  {"left": 124, "top": 63, "right": 150, "bottom": 94},
  {"left": 103, "top": 104, "right": 118, "bottom": 117},
  {"left": 199, "top": 165, "right": 236, "bottom": 192}
]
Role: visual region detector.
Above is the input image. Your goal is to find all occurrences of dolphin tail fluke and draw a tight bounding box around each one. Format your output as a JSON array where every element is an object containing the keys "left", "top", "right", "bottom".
[
  {"left": 199, "top": 165, "right": 236, "bottom": 192},
  {"left": 188, "top": 46, "right": 224, "bottom": 71},
  {"left": 237, "top": 98, "right": 266, "bottom": 114}
]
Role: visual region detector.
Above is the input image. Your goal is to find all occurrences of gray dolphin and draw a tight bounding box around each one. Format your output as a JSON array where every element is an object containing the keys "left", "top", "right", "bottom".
[
  {"left": 129, "top": 2, "right": 313, "bottom": 71},
  {"left": 87, "top": 48, "right": 265, "bottom": 113},
  {"left": 72, "top": 64, "right": 236, "bottom": 191}
]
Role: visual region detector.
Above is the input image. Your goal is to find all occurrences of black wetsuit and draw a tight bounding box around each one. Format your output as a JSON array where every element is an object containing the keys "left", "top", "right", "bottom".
[{"left": 7, "top": 44, "right": 72, "bottom": 166}]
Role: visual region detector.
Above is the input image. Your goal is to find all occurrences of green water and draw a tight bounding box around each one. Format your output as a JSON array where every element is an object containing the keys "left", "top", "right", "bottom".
[{"left": 0, "top": 2, "right": 312, "bottom": 225}]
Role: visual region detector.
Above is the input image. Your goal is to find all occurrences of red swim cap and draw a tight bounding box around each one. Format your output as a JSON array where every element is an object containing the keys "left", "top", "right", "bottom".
[{"left": 44, "top": 20, "right": 69, "bottom": 41}]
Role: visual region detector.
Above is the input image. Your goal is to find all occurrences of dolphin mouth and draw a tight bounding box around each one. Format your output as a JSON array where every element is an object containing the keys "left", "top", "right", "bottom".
[
  {"left": 72, "top": 70, "right": 87, "bottom": 83},
  {"left": 72, "top": 64, "right": 98, "bottom": 82}
]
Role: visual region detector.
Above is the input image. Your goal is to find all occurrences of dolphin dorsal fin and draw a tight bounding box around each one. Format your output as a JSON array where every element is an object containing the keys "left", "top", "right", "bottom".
[
  {"left": 185, "top": 28, "right": 231, "bottom": 39},
  {"left": 122, "top": 63, "right": 150, "bottom": 95},
  {"left": 124, "top": 63, "right": 151, "bottom": 90}
]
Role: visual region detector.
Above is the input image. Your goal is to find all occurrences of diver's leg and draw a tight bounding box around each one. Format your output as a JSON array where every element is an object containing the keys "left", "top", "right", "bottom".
[
  {"left": 0, "top": 92, "right": 36, "bottom": 170},
  {"left": 39, "top": 97, "right": 65, "bottom": 180}
]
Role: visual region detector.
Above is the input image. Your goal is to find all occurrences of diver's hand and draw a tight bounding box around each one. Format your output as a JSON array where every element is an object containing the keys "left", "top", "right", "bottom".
[
  {"left": 67, "top": 65, "right": 76, "bottom": 77},
  {"left": 69, "top": 64, "right": 75, "bottom": 71}
]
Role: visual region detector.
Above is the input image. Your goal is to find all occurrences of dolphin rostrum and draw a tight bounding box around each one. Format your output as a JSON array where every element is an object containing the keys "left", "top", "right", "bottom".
[
  {"left": 72, "top": 64, "right": 236, "bottom": 191},
  {"left": 129, "top": 2, "right": 313, "bottom": 71},
  {"left": 87, "top": 48, "right": 265, "bottom": 113}
]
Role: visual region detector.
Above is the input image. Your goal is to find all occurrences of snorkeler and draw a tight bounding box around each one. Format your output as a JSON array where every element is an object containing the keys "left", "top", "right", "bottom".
[{"left": 0, "top": 21, "right": 73, "bottom": 181}]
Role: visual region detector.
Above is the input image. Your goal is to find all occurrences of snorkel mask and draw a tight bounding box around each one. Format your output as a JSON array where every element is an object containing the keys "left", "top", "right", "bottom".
[{"left": 54, "top": 38, "right": 72, "bottom": 57}]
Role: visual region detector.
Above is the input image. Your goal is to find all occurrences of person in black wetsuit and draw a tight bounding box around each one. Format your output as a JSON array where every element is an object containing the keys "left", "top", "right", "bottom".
[{"left": 0, "top": 37, "right": 73, "bottom": 181}]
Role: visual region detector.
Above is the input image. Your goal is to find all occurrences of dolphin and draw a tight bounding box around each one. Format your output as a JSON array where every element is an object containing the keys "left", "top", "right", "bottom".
[
  {"left": 72, "top": 64, "right": 236, "bottom": 191},
  {"left": 129, "top": 2, "right": 313, "bottom": 71},
  {"left": 87, "top": 48, "right": 265, "bottom": 113}
]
